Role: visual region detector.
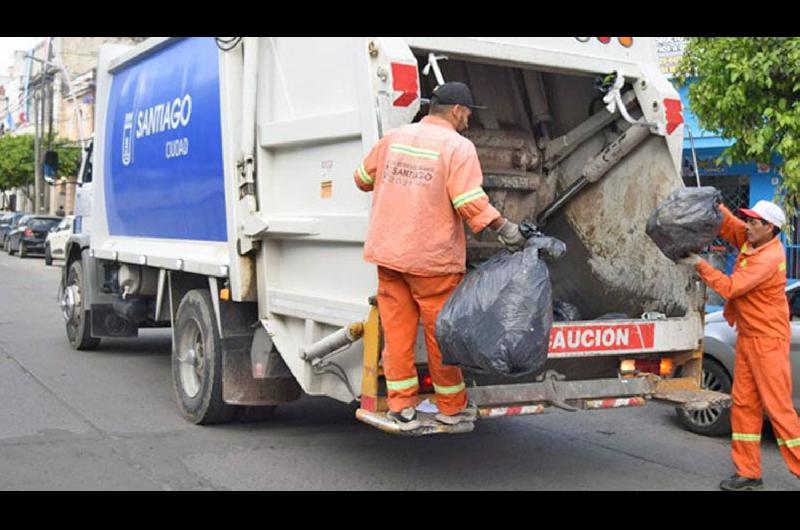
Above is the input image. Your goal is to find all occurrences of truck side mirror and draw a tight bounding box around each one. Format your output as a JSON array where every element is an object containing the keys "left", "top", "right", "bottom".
[{"left": 43, "top": 150, "right": 59, "bottom": 184}]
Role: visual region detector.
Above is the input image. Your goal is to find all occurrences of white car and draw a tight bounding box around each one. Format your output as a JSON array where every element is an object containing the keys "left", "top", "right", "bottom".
[
  {"left": 44, "top": 215, "right": 74, "bottom": 266},
  {"left": 677, "top": 281, "right": 800, "bottom": 436}
]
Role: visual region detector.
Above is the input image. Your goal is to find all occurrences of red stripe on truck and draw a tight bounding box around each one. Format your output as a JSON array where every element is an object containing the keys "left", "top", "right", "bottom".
[
  {"left": 663, "top": 98, "right": 684, "bottom": 135},
  {"left": 548, "top": 323, "right": 655, "bottom": 354},
  {"left": 391, "top": 63, "right": 418, "bottom": 107}
]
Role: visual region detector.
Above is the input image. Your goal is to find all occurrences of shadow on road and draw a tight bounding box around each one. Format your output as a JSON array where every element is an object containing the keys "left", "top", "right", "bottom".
[{"left": 81, "top": 330, "right": 172, "bottom": 358}]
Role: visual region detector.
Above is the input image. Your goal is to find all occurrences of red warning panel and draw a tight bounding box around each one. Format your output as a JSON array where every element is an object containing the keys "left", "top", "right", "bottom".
[
  {"left": 391, "top": 62, "right": 418, "bottom": 107},
  {"left": 548, "top": 323, "right": 656, "bottom": 355},
  {"left": 663, "top": 98, "right": 684, "bottom": 135}
]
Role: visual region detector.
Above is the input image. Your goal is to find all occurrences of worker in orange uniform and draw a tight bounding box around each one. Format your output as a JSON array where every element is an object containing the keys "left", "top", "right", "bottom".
[
  {"left": 680, "top": 200, "right": 800, "bottom": 490},
  {"left": 353, "top": 82, "right": 526, "bottom": 431}
]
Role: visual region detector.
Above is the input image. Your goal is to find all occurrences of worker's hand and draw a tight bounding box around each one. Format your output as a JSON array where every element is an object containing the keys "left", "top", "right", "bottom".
[
  {"left": 677, "top": 253, "right": 701, "bottom": 266},
  {"left": 495, "top": 220, "right": 526, "bottom": 252}
]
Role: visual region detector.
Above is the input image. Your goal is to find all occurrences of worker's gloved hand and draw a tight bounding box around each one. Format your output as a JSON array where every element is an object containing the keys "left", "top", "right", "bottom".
[
  {"left": 677, "top": 253, "right": 701, "bottom": 266},
  {"left": 495, "top": 220, "right": 526, "bottom": 252}
]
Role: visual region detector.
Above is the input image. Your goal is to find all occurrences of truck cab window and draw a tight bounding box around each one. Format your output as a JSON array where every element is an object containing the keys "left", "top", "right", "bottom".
[{"left": 81, "top": 142, "right": 94, "bottom": 184}]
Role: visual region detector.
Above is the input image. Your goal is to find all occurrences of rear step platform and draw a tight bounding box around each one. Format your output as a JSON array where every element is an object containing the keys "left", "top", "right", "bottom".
[
  {"left": 356, "top": 408, "right": 474, "bottom": 436},
  {"left": 653, "top": 388, "right": 732, "bottom": 411}
]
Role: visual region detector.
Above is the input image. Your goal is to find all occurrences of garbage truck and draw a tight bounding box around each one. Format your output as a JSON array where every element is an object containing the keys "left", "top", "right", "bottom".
[{"left": 58, "top": 36, "right": 730, "bottom": 435}]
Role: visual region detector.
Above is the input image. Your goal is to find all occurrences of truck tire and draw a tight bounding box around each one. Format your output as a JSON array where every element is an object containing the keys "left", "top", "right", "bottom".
[
  {"left": 18, "top": 242, "right": 26, "bottom": 258},
  {"left": 44, "top": 244, "right": 52, "bottom": 265},
  {"left": 64, "top": 260, "right": 101, "bottom": 350},
  {"left": 676, "top": 357, "right": 732, "bottom": 437},
  {"left": 172, "top": 288, "right": 238, "bottom": 425}
]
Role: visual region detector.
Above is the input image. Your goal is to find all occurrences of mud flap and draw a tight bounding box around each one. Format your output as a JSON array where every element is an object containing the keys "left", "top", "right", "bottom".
[
  {"left": 222, "top": 334, "right": 302, "bottom": 406},
  {"left": 90, "top": 303, "right": 138, "bottom": 337}
]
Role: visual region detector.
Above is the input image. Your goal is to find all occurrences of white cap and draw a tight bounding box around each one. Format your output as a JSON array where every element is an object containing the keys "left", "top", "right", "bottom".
[{"left": 739, "top": 200, "right": 786, "bottom": 229}]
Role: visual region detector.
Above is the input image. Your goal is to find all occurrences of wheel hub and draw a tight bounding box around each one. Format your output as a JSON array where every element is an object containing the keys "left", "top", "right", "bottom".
[
  {"left": 61, "top": 284, "right": 81, "bottom": 323},
  {"left": 178, "top": 320, "right": 205, "bottom": 399}
]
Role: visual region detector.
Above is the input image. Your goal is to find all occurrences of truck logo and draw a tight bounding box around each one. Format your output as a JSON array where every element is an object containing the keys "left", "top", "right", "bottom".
[
  {"left": 122, "top": 112, "right": 134, "bottom": 166},
  {"left": 135, "top": 95, "right": 192, "bottom": 139}
]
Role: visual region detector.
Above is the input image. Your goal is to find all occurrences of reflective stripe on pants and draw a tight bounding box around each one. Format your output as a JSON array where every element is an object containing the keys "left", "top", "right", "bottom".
[{"left": 376, "top": 266, "right": 467, "bottom": 415}]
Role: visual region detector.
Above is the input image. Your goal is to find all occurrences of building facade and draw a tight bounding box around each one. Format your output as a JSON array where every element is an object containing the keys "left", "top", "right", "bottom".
[{"left": 0, "top": 37, "right": 144, "bottom": 214}]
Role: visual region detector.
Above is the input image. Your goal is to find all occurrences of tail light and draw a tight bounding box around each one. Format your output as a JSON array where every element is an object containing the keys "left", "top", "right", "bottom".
[
  {"left": 620, "top": 358, "right": 674, "bottom": 377},
  {"left": 418, "top": 373, "right": 434, "bottom": 393},
  {"left": 23, "top": 228, "right": 33, "bottom": 237}
]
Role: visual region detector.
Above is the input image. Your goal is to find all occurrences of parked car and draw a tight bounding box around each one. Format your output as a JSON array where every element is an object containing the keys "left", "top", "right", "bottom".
[
  {"left": 677, "top": 281, "right": 800, "bottom": 436},
  {"left": 5, "top": 215, "right": 62, "bottom": 258},
  {"left": 44, "top": 215, "right": 74, "bottom": 265},
  {"left": 0, "top": 212, "right": 24, "bottom": 248}
]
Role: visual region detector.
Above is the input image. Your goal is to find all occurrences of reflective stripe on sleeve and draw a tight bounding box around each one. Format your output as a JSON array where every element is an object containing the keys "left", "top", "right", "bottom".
[
  {"left": 740, "top": 259, "right": 748, "bottom": 268},
  {"left": 452, "top": 187, "right": 488, "bottom": 209},
  {"left": 777, "top": 438, "right": 800, "bottom": 448},
  {"left": 389, "top": 143, "right": 440, "bottom": 160},
  {"left": 386, "top": 376, "right": 419, "bottom": 391},
  {"left": 357, "top": 164, "right": 374, "bottom": 185},
  {"left": 732, "top": 432, "right": 761, "bottom": 442},
  {"left": 779, "top": 261, "right": 787, "bottom": 272},
  {"left": 433, "top": 382, "right": 465, "bottom": 395}
]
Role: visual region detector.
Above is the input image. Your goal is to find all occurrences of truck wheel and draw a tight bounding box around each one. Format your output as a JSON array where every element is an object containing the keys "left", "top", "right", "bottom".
[
  {"left": 676, "top": 357, "right": 732, "bottom": 437},
  {"left": 172, "top": 288, "right": 238, "bottom": 425},
  {"left": 63, "top": 260, "right": 101, "bottom": 350},
  {"left": 44, "top": 244, "right": 52, "bottom": 265},
  {"left": 18, "top": 242, "right": 26, "bottom": 258}
]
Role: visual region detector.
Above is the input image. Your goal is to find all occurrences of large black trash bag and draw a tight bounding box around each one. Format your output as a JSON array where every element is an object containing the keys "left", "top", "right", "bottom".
[
  {"left": 553, "top": 300, "right": 582, "bottom": 322},
  {"left": 646, "top": 186, "right": 723, "bottom": 261},
  {"left": 436, "top": 233, "right": 566, "bottom": 377}
]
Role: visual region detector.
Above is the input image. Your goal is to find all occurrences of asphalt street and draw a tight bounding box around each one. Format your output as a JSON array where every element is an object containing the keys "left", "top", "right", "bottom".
[{"left": 0, "top": 250, "right": 798, "bottom": 491}]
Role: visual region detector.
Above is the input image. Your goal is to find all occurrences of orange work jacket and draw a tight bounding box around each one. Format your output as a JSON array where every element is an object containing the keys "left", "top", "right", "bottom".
[
  {"left": 695, "top": 205, "right": 790, "bottom": 339},
  {"left": 353, "top": 115, "right": 500, "bottom": 276}
]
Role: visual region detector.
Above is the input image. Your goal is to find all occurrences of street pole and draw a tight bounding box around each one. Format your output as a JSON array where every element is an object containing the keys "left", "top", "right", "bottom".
[
  {"left": 33, "top": 88, "right": 41, "bottom": 214},
  {"left": 45, "top": 74, "right": 53, "bottom": 213}
]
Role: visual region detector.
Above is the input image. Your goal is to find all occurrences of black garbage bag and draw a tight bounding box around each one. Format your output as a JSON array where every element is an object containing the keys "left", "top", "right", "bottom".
[
  {"left": 436, "top": 234, "right": 566, "bottom": 377},
  {"left": 553, "top": 300, "right": 582, "bottom": 322},
  {"left": 646, "top": 186, "right": 723, "bottom": 261}
]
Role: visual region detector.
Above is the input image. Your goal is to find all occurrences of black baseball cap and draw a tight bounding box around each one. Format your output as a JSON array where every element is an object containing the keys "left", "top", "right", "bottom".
[{"left": 429, "top": 82, "right": 486, "bottom": 110}]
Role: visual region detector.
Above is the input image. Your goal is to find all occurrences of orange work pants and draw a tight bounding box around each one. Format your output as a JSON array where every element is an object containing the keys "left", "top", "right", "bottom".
[
  {"left": 730, "top": 336, "right": 800, "bottom": 479},
  {"left": 376, "top": 266, "right": 467, "bottom": 415}
]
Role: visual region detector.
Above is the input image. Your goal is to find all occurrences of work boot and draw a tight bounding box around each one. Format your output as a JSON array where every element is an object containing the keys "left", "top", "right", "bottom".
[
  {"left": 436, "top": 400, "right": 478, "bottom": 425},
  {"left": 386, "top": 407, "right": 421, "bottom": 431},
  {"left": 719, "top": 474, "right": 764, "bottom": 491}
]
